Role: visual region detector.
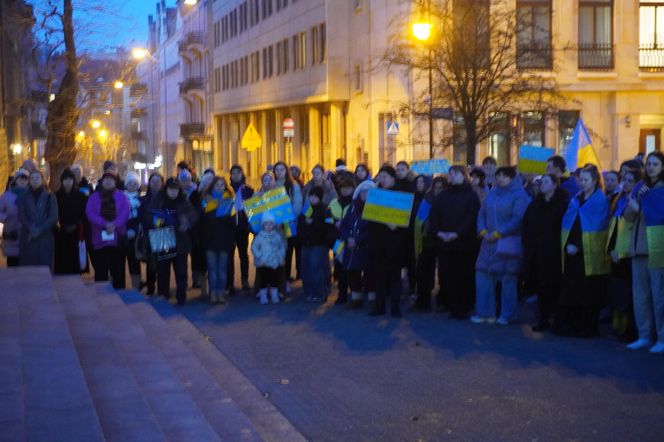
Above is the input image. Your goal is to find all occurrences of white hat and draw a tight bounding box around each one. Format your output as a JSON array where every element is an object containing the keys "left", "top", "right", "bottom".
[
  {"left": 125, "top": 171, "right": 140, "bottom": 186},
  {"left": 353, "top": 180, "right": 376, "bottom": 200}
]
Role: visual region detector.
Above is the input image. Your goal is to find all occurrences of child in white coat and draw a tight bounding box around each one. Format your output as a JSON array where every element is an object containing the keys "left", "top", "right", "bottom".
[{"left": 251, "top": 211, "right": 286, "bottom": 304}]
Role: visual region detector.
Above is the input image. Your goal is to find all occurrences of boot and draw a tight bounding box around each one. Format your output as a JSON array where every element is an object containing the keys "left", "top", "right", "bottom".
[
  {"left": 269, "top": 287, "right": 280, "bottom": 304},
  {"left": 217, "top": 290, "right": 227, "bottom": 305},
  {"left": 200, "top": 275, "right": 208, "bottom": 297},
  {"left": 348, "top": 291, "right": 363, "bottom": 309},
  {"left": 130, "top": 274, "right": 142, "bottom": 290},
  {"left": 258, "top": 289, "right": 268, "bottom": 305}
]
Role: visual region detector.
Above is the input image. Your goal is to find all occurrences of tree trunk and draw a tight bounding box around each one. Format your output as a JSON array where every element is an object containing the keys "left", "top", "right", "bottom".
[
  {"left": 44, "top": 0, "right": 78, "bottom": 190},
  {"left": 465, "top": 121, "right": 478, "bottom": 166}
]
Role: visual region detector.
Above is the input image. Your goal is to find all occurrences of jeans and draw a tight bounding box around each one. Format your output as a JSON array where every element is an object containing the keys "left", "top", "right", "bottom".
[
  {"left": 206, "top": 250, "right": 229, "bottom": 294},
  {"left": 632, "top": 257, "right": 664, "bottom": 343},
  {"left": 475, "top": 271, "right": 518, "bottom": 320},
  {"left": 301, "top": 246, "right": 328, "bottom": 299}
]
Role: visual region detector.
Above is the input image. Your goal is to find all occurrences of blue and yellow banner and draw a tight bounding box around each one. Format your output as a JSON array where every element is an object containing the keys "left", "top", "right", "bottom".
[
  {"left": 640, "top": 184, "right": 664, "bottom": 268},
  {"left": 561, "top": 189, "right": 610, "bottom": 275},
  {"left": 518, "top": 145, "right": 555, "bottom": 174},
  {"left": 563, "top": 118, "right": 601, "bottom": 171},
  {"left": 607, "top": 194, "right": 633, "bottom": 259},
  {"left": 362, "top": 188, "right": 414, "bottom": 227},
  {"left": 410, "top": 159, "right": 450, "bottom": 175},
  {"left": 243, "top": 187, "right": 295, "bottom": 232}
]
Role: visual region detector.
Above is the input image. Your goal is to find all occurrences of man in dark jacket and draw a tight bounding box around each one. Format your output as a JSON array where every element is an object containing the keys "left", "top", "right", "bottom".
[
  {"left": 228, "top": 164, "right": 255, "bottom": 291},
  {"left": 298, "top": 186, "right": 330, "bottom": 302}
]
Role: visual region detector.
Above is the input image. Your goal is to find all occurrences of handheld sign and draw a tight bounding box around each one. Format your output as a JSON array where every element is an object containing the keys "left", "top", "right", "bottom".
[
  {"left": 243, "top": 187, "right": 295, "bottom": 232},
  {"left": 518, "top": 145, "right": 555, "bottom": 174},
  {"left": 410, "top": 159, "right": 450, "bottom": 175},
  {"left": 362, "top": 188, "right": 414, "bottom": 227}
]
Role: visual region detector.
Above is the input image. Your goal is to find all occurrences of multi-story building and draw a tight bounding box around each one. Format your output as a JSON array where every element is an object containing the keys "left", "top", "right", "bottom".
[{"left": 207, "top": 0, "right": 664, "bottom": 180}]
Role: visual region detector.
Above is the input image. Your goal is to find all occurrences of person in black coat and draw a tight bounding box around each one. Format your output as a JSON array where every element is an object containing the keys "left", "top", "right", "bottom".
[
  {"left": 522, "top": 174, "right": 569, "bottom": 331},
  {"left": 54, "top": 168, "right": 86, "bottom": 274},
  {"left": 298, "top": 186, "right": 331, "bottom": 302},
  {"left": 228, "top": 164, "right": 255, "bottom": 291},
  {"left": 368, "top": 166, "right": 408, "bottom": 317},
  {"left": 199, "top": 176, "right": 236, "bottom": 304},
  {"left": 138, "top": 173, "right": 163, "bottom": 295},
  {"left": 428, "top": 166, "right": 481, "bottom": 318},
  {"left": 145, "top": 178, "right": 198, "bottom": 306}
]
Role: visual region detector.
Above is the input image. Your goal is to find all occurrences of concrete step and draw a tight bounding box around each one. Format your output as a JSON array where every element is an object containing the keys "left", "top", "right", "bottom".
[
  {"left": 53, "top": 276, "right": 166, "bottom": 442},
  {"left": 91, "top": 283, "right": 220, "bottom": 442},
  {"left": 1, "top": 267, "right": 104, "bottom": 442},
  {"left": 116, "top": 289, "right": 262, "bottom": 441},
  {"left": 140, "top": 295, "right": 306, "bottom": 442}
]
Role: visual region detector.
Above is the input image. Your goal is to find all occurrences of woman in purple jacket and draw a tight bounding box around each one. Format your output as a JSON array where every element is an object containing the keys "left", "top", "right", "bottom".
[{"left": 85, "top": 171, "right": 130, "bottom": 288}]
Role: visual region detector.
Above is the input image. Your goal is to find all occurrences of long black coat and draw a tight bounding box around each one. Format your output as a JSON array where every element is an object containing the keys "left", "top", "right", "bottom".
[
  {"left": 522, "top": 187, "right": 569, "bottom": 292},
  {"left": 198, "top": 198, "right": 236, "bottom": 253},
  {"left": 18, "top": 188, "right": 58, "bottom": 268},
  {"left": 428, "top": 183, "right": 480, "bottom": 252},
  {"left": 54, "top": 188, "right": 86, "bottom": 274}
]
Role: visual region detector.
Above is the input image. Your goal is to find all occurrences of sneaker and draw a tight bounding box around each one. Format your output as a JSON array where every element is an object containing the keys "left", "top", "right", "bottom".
[
  {"left": 470, "top": 315, "right": 495, "bottom": 324},
  {"left": 649, "top": 342, "right": 664, "bottom": 354},
  {"left": 258, "top": 289, "right": 268, "bottom": 305},
  {"left": 626, "top": 339, "right": 652, "bottom": 350},
  {"left": 496, "top": 317, "right": 510, "bottom": 326}
]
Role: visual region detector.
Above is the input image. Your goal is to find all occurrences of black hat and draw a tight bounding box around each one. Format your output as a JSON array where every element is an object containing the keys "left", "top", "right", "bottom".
[
  {"left": 309, "top": 186, "right": 324, "bottom": 200},
  {"left": 60, "top": 168, "right": 76, "bottom": 182},
  {"left": 103, "top": 160, "right": 117, "bottom": 173},
  {"left": 230, "top": 164, "right": 244, "bottom": 174},
  {"left": 378, "top": 165, "right": 397, "bottom": 179},
  {"left": 165, "top": 177, "right": 180, "bottom": 189},
  {"left": 335, "top": 158, "right": 346, "bottom": 167}
]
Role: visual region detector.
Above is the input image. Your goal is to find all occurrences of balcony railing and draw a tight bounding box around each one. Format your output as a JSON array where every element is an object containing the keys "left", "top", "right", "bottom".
[
  {"left": 178, "top": 32, "right": 206, "bottom": 53},
  {"left": 516, "top": 43, "right": 553, "bottom": 70},
  {"left": 180, "top": 123, "right": 205, "bottom": 138},
  {"left": 578, "top": 43, "right": 614, "bottom": 70},
  {"left": 639, "top": 45, "right": 664, "bottom": 72},
  {"left": 130, "top": 108, "right": 147, "bottom": 119},
  {"left": 130, "top": 83, "right": 147, "bottom": 97},
  {"left": 179, "top": 77, "right": 205, "bottom": 95}
]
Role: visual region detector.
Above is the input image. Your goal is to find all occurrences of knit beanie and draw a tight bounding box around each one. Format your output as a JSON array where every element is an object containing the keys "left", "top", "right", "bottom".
[
  {"left": 125, "top": 171, "right": 140, "bottom": 187},
  {"left": 261, "top": 211, "right": 275, "bottom": 225}
]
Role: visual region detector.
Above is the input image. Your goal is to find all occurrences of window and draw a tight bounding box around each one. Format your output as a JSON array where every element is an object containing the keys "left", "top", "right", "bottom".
[
  {"left": 292, "top": 34, "right": 299, "bottom": 69},
  {"left": 240, "top": 2, "right": 248, "bottom": 32},
  {"left": 282, "top": 39, "right": 289, "bottom": 72},
  {"left": 488, "top": 112, "right": 511, "bottom": 165},
  {"left": 353, "top": 64, "right": 362, "bottom": 91},
  {"left": 262, "top": 0, "right": 273, "bottom": 19},
  {"left": 299, "top": 32, "right": 307, "bottom": 68},
  {"left": 230, "top": 9, "right": 238, "bottom": 38},
  {"left": 276, "top": 41, "right": 283, "bottom": 74},
  {"left": 311, "top": 26, "right": 319, "bottom": 65},
  {"left": 268, "top": 45, "right": 274, "bottom": 77},
  {"left": 578, "top": 0, "right": 613, "bottom": 70},
  {"left": 453, "top": 0, "right": 490, "bottom": 67},
  {"left": 276, "top": 0, "right": 288, "bottom": 11},
  {"left": 320, "top": 23, "right": 326, "bottom": 62},
  {"left": 522, "top": 111, "right": 545, "bottom": 146},
  {"left": 516, "top": 1, "right": 552, "bottom": 69},
  {"left": 251, "top": 51, "right": 260, "bottom": 82},
  {"left": 214, "top": 21, "right": 220, "bottom": 47},
  {"left": 262, "top": 47, "right": 268, "bottom": 79},
  {"left": 640, "top": 0, "right": 664, "bottom": 71},
  {"left": 250, "top": 0, "right": 260, "bottom": 26},
  {"left": 214, "top": 67, "right": 221, "bottom": 92},
  {"left": 558, "top": 111, "right": 580, "bottom": 151}
]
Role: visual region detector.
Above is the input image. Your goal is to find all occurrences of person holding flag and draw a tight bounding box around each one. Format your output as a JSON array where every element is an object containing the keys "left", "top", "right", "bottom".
[
  {"left": 624, "top": 152, "right": 664, "bottom": 353},
  {"left": 562, "top": 117, "right": 602, "bottom": 173},
  {"left": 555, "top": 165, "right": 610, "bottom": 338},
  {"left": 199, "top": 176, "right": 236, "bottom": 304},
  {"left": 228, "top": 165, "right": 254, "bottom": 291}
]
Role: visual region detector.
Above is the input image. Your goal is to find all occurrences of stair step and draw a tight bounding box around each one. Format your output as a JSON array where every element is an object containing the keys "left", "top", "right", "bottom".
[
  {"left": 53, "top": 276, "right": 166, "bottom": 442},
  {"left": 117, "top": 289, "right": 262, "bottom": 441},
  {"left": 7, "top": 267, "right": 104, "bottom": 441},
  {"left": 143, "top": 295, "right": 306, "bottom": 442},
  {"left": 91, "top": 283, "right": 220, "bottom": 442}
]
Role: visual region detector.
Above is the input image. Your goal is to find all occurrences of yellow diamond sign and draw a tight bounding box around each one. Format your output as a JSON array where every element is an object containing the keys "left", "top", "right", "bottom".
[{"left": 241, "top": 123, "right": 262, "bottom": 151}]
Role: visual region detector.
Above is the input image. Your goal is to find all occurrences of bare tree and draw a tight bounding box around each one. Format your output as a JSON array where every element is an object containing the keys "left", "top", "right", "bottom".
[{"left": 385, "top": 0, "right": 564, "bottom": 165}]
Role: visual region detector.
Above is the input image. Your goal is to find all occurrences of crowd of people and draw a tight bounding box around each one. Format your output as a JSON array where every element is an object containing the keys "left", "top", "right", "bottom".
[{"left": 1, "top": 152, "right": 663, "bottom": 354}]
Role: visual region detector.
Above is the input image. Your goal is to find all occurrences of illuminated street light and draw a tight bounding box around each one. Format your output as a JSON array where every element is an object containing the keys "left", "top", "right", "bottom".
[
  {"left": 104, "top": 110, "right": 111, "bottom": 115},
  {"left": 184, "top": 0, "right": 198, "bottom": 4},
  {"left": 90, "top": 119, "right": 102, "bottom": 129},
  {"left": 412, "top": 22, "right": 432, "bottom": 42},
  {"left": 98, "top": 129, "right": 108, "bottom": 141},
  {"left": 10, "top": 143, "right": 22, "bottom": 155},
  {"left": 113, "top": 81, "right": 124, "bottom": 89},
  {"left": 77, "top": 130, "right": 85, "bottom": 140},
  {"left": 131, "top": 47, "right": 150, "bottom": 60}
]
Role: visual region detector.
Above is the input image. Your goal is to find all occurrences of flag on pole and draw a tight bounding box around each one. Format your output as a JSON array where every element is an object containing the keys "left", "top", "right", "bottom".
[{"left": 563, "top": 118, "right": 601, "bottom": 171}]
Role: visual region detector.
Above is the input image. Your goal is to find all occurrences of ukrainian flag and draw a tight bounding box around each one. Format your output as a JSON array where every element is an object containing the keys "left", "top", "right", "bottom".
[
  {"left": 640, "top": 184, "right": 664, "bottom": 268},
  {"left": 243, "top": 187, "right": 295, "bottom": 232},
  {"left": 362, "top": 188, "right": 414, "bottom": 227},
  {"left": 563, "top": 118, "right": 601, "bottom": 171},
  {"left": 561, "top": 189, "right": 610, "bottom": 276},
  {"left": 607, "top": 194, "right": 633, "bottom": 260}
]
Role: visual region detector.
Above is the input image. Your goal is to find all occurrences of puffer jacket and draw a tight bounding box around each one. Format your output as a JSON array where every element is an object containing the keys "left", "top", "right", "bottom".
[
  {"left": 0, "top": 189, "right": 22, "bottom": 257},
  {"left": 475, "top": 176, "right": 530, "bottom": 274},
  {"left": 251, "top": 229, "right": 286, "bottom": 269}
]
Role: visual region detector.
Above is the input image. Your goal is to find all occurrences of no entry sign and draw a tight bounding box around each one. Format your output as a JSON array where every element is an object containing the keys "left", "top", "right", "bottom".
[{"left": 283, "top": 117, "right": 295, "bottom": 138}]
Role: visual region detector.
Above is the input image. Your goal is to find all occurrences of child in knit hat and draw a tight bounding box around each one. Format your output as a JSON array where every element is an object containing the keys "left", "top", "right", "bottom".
[{"left": 251, "top": 211, "right": 286, "bottom": 304}]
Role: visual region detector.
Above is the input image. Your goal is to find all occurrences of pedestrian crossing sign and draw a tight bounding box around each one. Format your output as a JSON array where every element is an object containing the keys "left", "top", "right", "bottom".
[
  {"left": 241, "top": 123, "right": 262, "bottom": 151},
  {"left": 387, "top": 120, "right": 399, "bottom": 136}
]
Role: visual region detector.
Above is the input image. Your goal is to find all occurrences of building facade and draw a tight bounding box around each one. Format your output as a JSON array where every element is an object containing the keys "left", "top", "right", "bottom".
[{"left": 206, "top": 0, "right": 664, "bottom": 181}]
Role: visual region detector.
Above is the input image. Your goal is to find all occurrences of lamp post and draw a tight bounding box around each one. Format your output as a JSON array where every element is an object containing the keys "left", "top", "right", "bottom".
[{"left": 412, "top": 0, "right": 433, "bottom": 159}]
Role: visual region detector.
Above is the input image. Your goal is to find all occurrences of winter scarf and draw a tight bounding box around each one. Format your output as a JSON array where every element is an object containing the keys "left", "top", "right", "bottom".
[
  {"left": 124, "top": 190, "right": 141, "bottom": 219},
  {"left": 100, "top": 189, "right": 117, "bottom": 222}
]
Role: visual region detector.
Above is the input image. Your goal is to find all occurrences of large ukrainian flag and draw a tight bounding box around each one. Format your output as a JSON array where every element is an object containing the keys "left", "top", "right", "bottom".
[
  {"left": 607, "top": 194, "right": 633, "bottom": 260},
  {"left": 561, "top": 189, "right": 610, "bottom": 276},
  {"left": 563, "top": 118, "right": 601, "bottom": 171},
  {"left": 243, "top": 187, "right": 295, "bottom": 232},
  {"left": 640, "top": 184, "right": 664, "bottom": 268}
]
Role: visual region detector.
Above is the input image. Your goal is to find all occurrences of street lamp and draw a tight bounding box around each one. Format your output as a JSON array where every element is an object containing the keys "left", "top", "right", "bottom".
[
  {"left": 131, "top": 47, "right": 151, "bottom": 61},
  {"left": 89, "top": 119, "right": 101, "bottom": 129},
  {"left": 412, "top": 1, "right": 434, "bottom": 159},
  {"left": 113, "top": 80, "right": 124, "bottom": 89}
]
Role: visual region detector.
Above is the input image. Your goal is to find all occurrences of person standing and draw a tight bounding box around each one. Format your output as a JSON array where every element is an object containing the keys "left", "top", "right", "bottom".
[
  {"left": 252, "top": 212, "right": 287, "bottom": 305},
  {"left": 472, "top": 167, "right": 530, "bottom": 325},
  {"left": 18, "top": 170, "right": 58, "bottom": 269},
  {"left": 368, "top": 166, "right": 408, "bottom": 317},
  {"left": 555, "top": 165, "right": 610, "bottom": 338},
  {"left": 146, "top": 178, "right": 198, "bottom": 306},
  {"left": 123, "top": 172, "right": 143, "bottom": 288},
  {"left": 1, "top": 169, "right": 29, "bottom": 266},
  {"left": 138, "top": 172, "right": 163, "bottom": 295},
  {"left": 85, "top": 171, "right": 130, "bottom": 288},
  {"left": 303, "top": 164, "right": 337, "bottom": 206},
  {"left": 546, "top": 155, "right": 579, "bottom": 201},
  {"left": 298, "top": 186, "right": 331, "bottom": 302},
  {"left": 199, "top": 176, "right": 236, "bottom": 304},
  {"left": 354, "top": 164, "right": 372, "bottom": 185},
  {"left": 54, "top": 168, "right": 87, "bottom": 274},
  {"left": 624, "top": 152, "right": 664, "bottom": 353},
  {"left": 328, "top": 177, "right": 356, "bottom": 305},
  {"left": 228, "top": 165, "right": 254, "bottom": 291},
  {"left": 428, "top": 167, "right": 480, "bottom": 317},
  {"left": 274, "top": 161, "right": 303, "bottom": 284},
  {"left": 522, "top": 174, "right": 569, "bottom": 331}
]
